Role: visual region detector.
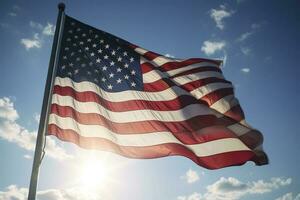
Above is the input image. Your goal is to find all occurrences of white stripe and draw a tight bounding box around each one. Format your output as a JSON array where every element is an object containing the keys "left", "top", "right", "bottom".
[
  {"left": 227, "top": 123, "right": 250, "bottom": 136},
  {"left": 173, "top": 71, "right": 225, "bottom": 85},
  {"left": 167, "top": 62, "right": 219, "bottom": 76},
  {"left": 140, "top": 56, "right": 181, "bottom": 66},
  {"left": 190, "top": 82, "right": 233, "bottom": 99},
  {"left": 51, "top": 94, "right": 213, "bottom": 123},
  {"left": 143, "top": 69, "right": 167, "bottom": 83},
  {"left": 210, "top": 95, "right": 239, "bottom": 114},
  {"left": 134, "top": 47, "right": 148, "bottom": 55},
  {"left": 54, "top": 77, "right": 189, "bottom": 102},
  {"left": 49, "top": 114, "right": 251, "bottom": 157}
]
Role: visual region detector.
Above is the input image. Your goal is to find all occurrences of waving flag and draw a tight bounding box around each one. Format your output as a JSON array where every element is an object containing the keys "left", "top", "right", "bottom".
[{"left": 48, "top": 15, "right": 268, "bottom": 169}]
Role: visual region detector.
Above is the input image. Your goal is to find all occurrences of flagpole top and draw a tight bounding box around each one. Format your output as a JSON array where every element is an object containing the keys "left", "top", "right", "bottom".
[{"left": 58, "top": 3, "right": 65, "bottom": 11}]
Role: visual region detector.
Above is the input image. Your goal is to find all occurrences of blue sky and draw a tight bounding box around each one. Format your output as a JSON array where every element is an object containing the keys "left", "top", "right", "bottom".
[{"left": 0, "top": 0, "right": 300, "bottom": 199}]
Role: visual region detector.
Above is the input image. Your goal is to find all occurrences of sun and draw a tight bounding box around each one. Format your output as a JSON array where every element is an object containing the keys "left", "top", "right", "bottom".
[{"left": 79, "top": 158, "right": 109, "bottom": 188}]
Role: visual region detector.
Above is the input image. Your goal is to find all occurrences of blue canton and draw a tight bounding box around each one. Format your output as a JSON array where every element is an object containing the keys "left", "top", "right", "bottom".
[{"left": 56, "top": 16, "right": 143, "bottom": 92}]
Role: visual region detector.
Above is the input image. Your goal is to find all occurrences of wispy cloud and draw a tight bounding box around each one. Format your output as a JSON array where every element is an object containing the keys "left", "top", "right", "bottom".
[
  {"left": 164, "top": 53, "right": 175, "bottom": 58},
  {"left": 237, "top": 22, "right": 264, "bottom": 42},
  {"left": 20, "top": 21, "right": 55, "bottom": 50},
  {"left": 201, "top": 40, "right": 226, "bottom": 56},
  {"left": 7, "top": 5, "right": 20, "bottom": 17},
  {"left": 241, "top": 68, "right": 250, "bottom": 73},
  {"left": 0, "top": 185, "right": 103, "bottom": 200},
  {"left": 20, "top": 33, "right": 41, "bottom": 50},
  {"left": 177, "top": 177, "right": 292, "bottom": 200},
  {"left": 240, "top": 47, "right": 251, "bottom": 55},
  {"left": 181, "top": 169, "right": 200, "bottom": 184},
  {"left": 275, "top": 192, "right": 300, "bottom": 200},
  {"left": 210, "top": 5, "right": 233, "bottom": 30},
  {"left": 0, "top": 97, "right": 71, "bottom": 160},
  {"left": 42, "top": 23, "right": 55, "bottom": 36}
]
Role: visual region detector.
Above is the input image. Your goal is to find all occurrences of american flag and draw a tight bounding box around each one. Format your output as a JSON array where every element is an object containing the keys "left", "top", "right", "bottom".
[{"left": 48, "top": 15, "right": 268, "bottom": 169}]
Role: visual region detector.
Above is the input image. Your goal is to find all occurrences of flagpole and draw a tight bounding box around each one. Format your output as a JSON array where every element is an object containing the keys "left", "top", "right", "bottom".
[{"left": 27, "top": 3, "right": 65, "bottom": 200}]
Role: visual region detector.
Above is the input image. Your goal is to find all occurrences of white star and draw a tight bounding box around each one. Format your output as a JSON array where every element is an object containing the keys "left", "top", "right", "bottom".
[
  {"left": 74, "top": 35, "right": 78, "bottom": 39},
  {"left": 123, "top": 51, "right": 128, "bottom": 56},
  {"left": 105, "top": 44, "right": 110, "bottom": 49},
  {"left": 81, "top": 63, "right": 86, "bottom": 67},
  {"left": 87, "top": 38, "right": 91, "bottom": 42},
  {"left": 76, "top": 57, "right": 80, "bottom": 61},
  {"left": 124, "top": 63, "right": 129, "bottom": 68},
  {"left": 76, "top": 28, "right": 81, "bottom": 31},
  {"left": 68, "top": 30, "right": 73, "bottom": 34},
  {"left": 117, "top": 78, "right": 122, "bottom": 84},
  {"left": 108, "top": 84, "right": 113, "bottom": 90},
  {"left": 90, "top": 52, "right": 95, "bottom": 56},
  {"left": 95, "top": 69, "right": 99, "bottom": 73},
  {"left": 85, "top": 47, "right": 89, "bottom": 51},
  {"left": 89, "top": 62, "right": 93, "bottom": 66},
  {"left": 104, "top": 55, "right": 109, "bottom": 59},
  {"left": 101, "top": 77, "right": 106, "bottom": 82},
  {"left": 95, "top": 34, "right": 99, "bottom": 38},
  {"left": 69, "top": 63, "right": 74, "bottom": 67},
  {"left": 67, "top": 38, "right": 71, "bottom": 42},
  {"left": 124, "top": 75, "right": 129, "bottom": 79},
  {"left": 79, "top": 41, "right": 84, "bottom": 45},
  {"left": 117, "top": 57, "right": 122, "bottom": 62},
  {"left": 61, "top": 65, "right": 66, "bottom": 70},
  {"left": 111, "top": 50, "right": 116, "bottom": 55},
  {"left": 98, "top": 49, "right": 103, "bottom": 53},
  {"left": 131, "top": 70, "right": 136, "bottom": 75},
  {"left": 117, "top": 68, "right": 122, "bottom": 72},
  {"left": 82, "top": 33, "right": 86, "bottom": 37},
  {"left": 71, "top": 22, "right": 75, "bottom": 26},
  {"left": 92, "top": 43, "right": 97, "bottom": 47},
  {"left": 130, "top": 57, "right": 134, "bottom": 62},
  {"left": 131, "top": 82, "right": 136, "bottom": 87},
  {"left": 63, "top": 56, "right": 67, "bottom": 59},
  {"left": 102, "top": 66, "right": 107, "bottom": 71},
  {"left": 64, "top": 47, "right": 69, "bottom": 51},
  {"left": 74, "top": 69, "right": 79, "bottom": 74},
  {"left": 94, "top": 78, "right": 98, "bottom": 83},
  {"left": 68, "top": 72, "right": 72, "bottom": 76},
  {"left": 96, "top": 58, "right": 101, "bottom": 63},
  {"left": 71, "top": 52, "right": 75, "bottom": 56},
  {"left": 109, "top": 73, "right": 114, "bottom": 78},
  {"left": 87, "top": 71, "right": 91, "bottom": 75},
  {"left": 100, "top": 39, "right": 104, "bottom": 43},
  {"left": 110, "top": 61, "right": 115, "bottom": 66}
]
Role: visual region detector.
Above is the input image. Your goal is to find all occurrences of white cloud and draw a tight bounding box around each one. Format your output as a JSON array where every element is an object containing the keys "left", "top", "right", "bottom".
[
  {"left": 276, "top": 193, "right": 300, "bottom": 200},
  {"left": 29, "top": 21, "right": 43, "bottom": 30},
  {"left": 8, "top": 12, "right": 17, "bottom": 17},
  {"left": 33, "top": 113, "right": 40, "bottom": 123},
  {"left": 0, "top": 97, "right": 71, "bottom": 160},
  {"left": 201, "top": 41, "right": 226, "bottom": 56},
  {"left": 20, "top": 33, "right": 41, "bottom": 50},
  {"left": 181, "top": 169, "right": 200, "bottom": 184},
  {"left": 164, "top": 53, "right": 175, "bottom": 58},
  {"left": 23, "top": 154, "right": 32, "bottom": 159},
  {"left": 0, "top": 185, "right": 103, "bottom": 200},
  {"left": 177, "top": 177, "right": 292, "bottom": 200},
  {"left": 43, "top": 23, "right": 55, "bottom": 36},
  {"left": 241, "top": 47, "right": 251, "bottom": 55},
  {"left": 237, "top": 32, "right": 253, "bottom": 42},
  {"left": 210, "top": 5, "right": 233, "bottom": 30},
  {"left": 241, "top": 68, "right": 250, "bottom": 73}
]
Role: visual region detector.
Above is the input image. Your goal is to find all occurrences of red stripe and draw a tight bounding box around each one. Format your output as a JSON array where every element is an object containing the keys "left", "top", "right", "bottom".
[
  {"left": 48, "top": 124, "right": 258, "bottom": 169},
  {"left": 53, "top": 85, "right": 203, "bottom": 111},
  {"left": 224, "top": 105, "right": 245, "bottom": 122},
  {"left": 50, "top": 104, "right": 263, "bottom": 148},
  {"left": 143, "top": 51, "right": 161, "bottom": 60},
  {"left": 201, "top": 88, "right": 234, "bottom": 106},
  {"left": 170, "top": 66, "right": 222, "bottom": 78}
]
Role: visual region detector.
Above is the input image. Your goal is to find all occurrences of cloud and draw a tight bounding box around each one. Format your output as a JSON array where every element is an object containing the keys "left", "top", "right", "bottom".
[
  {"left": 240, "top": 47, "right": 251, "bottom": 55},
  {"left": 20, "top": 33, "right": 41, "bottom": 50},
  {"left": 177, "top": 177, "right": 292, "bottom": 200},
  {"left": 201, "top": 41, "right": 226, "bottom": 56},
  {"left": 210, "top": 5, "right": 233, "bottom": 30},
  {"left": 33, "top": 113, "right": 40, "bottom": 123},
  {"left": 23, "top": 154, "right": 32, "bottom": 159},
  {"left": 0, "top": 185, "right": 103, "bottom": 200},
  {"left": 8, "top": 12, "right": 17, "bottom": 17},
  {"left": 21, "top": 21, "right": 55, "bottom": 50},
  {"left": 276, "top": 193, "right": 300, "bottom": 200},
  {"left": 237, "top": 22, "right": 264, "bottom": 42},
  {"left": 181, "top": 169, "right": 200, "bottom": 184},
  {"left": 42, "top": 23, "right": 55, "bottom": 36},
  {"left": 164, "top": 53, "right": 175, "bottom": 58},
  {"left": 241, "top": 68, "right": 250, "bottom": 73},
  {"left": 0, "top": 97, "right": 71, "bottom": 160}
]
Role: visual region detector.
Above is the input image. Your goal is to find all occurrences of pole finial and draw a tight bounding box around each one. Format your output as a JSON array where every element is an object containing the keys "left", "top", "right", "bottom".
[{"left": 58, "top": 3, "right": 65, "bottom": 11}]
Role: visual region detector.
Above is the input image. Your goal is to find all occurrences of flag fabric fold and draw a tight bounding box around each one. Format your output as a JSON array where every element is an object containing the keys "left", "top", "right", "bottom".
[{"left": 47, "top": 15, "right": 268, "bottom": 169}]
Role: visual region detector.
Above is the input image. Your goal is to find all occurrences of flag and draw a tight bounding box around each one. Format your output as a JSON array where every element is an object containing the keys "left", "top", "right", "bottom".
[{"left": 47, "top": 15, "right": 268, "bottom": 169}]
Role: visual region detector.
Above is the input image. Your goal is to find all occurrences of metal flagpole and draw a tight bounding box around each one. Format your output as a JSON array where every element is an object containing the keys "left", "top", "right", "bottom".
[{"left": 27, "top": 3, "right": 65, "bottom": 200}]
